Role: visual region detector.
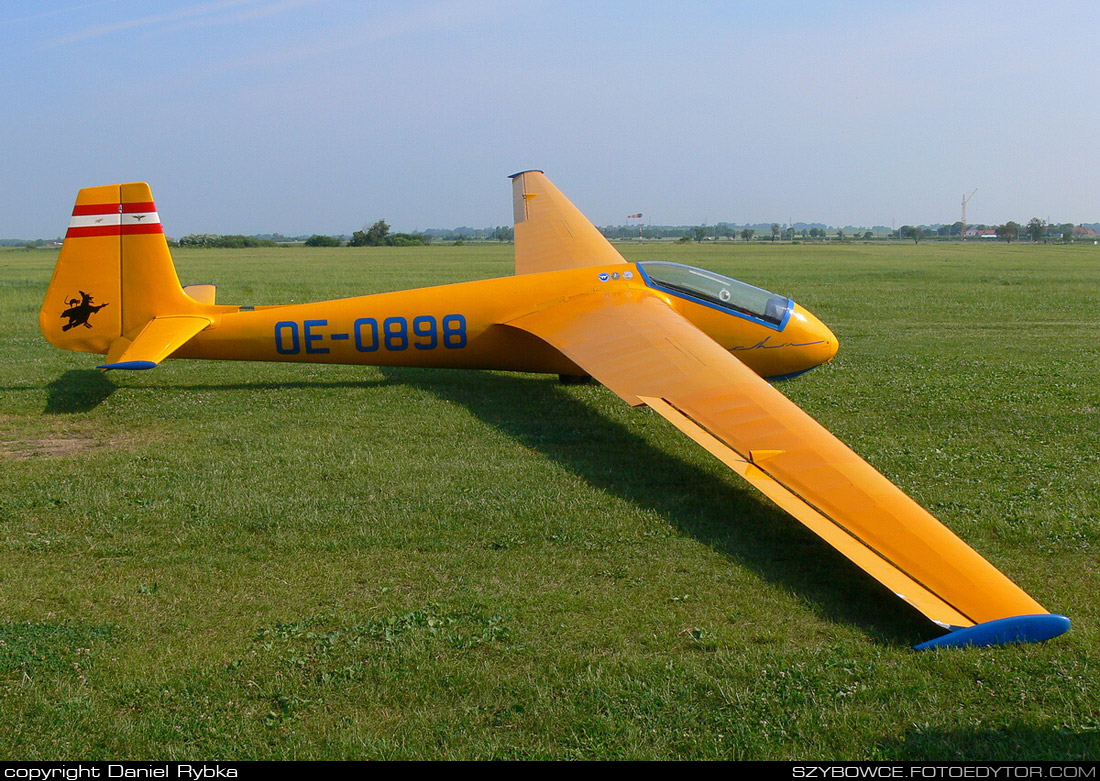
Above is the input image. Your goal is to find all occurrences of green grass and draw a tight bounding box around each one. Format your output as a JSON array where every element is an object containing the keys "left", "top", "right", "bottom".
[{"left": 1, "top": 241, "right": 1097, "bottom": 760}]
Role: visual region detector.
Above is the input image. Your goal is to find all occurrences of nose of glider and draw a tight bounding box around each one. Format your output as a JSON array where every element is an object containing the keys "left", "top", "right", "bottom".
[{"left": 786, "top": 303, "right": 839, "bottom": 370}]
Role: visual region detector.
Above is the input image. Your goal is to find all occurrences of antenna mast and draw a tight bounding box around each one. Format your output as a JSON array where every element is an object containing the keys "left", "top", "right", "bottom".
[{"left": 961, "top": 188, "right": 977, "bottom": 240}]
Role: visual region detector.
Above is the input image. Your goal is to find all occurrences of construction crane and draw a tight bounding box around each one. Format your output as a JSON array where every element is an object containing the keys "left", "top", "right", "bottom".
[{"left": 961, "top": 188, "right": 978, "bottom": 240}]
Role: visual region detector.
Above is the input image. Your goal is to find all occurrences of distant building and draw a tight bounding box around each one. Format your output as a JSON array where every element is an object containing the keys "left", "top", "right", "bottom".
[{"left": 965, "top": 227, "right": 998, "bottom": 239}]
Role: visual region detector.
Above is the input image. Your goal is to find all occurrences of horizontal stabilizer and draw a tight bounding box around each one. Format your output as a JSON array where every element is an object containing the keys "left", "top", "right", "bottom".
[{"left": 99, "top": 314, "right": 212, "bottom": 371}]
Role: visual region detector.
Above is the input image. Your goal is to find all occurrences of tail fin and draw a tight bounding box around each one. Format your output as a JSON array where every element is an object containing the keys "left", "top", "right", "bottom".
[{"left": 40, "top": 183, "right": 207, "bottom": 366}]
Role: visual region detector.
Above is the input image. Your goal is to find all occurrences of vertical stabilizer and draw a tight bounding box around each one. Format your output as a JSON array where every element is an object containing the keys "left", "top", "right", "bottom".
[{"left": 41, "top": 183, "right": 198, "bottom": 357}]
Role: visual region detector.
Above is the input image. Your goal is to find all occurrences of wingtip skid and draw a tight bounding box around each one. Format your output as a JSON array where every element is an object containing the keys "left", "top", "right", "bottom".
[
  {"left": 914, "top": 614, "right": 1070, "bottom": 651},
  {"left": 98, "top": 360, "right": 157, "bottom": 371}
]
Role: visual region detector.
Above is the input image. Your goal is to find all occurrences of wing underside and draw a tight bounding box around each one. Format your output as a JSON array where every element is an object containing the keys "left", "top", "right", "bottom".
[{"left": 508, "top": 291, "right": 1061, "bottom": 643}]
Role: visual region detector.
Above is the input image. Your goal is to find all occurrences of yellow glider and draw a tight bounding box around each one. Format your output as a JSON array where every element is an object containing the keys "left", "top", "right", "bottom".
[{"left": 40, "top": 171, "right": 1069, "bottom": 650}]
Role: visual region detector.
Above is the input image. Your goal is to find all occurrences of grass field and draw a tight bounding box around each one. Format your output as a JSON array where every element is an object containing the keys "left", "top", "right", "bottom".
[{"left": 1, "top": 241, "right": 1097, "bottom": 760}]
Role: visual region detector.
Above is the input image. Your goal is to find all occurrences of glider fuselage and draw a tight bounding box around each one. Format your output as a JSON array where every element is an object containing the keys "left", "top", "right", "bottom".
[{"left": 171, "top": 262, "right": 838, "bottom": 382}]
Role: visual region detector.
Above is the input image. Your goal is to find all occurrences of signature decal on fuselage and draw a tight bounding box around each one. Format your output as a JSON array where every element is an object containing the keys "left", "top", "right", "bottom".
[{"left": 731, "top": 335, "right": 826, "bottom": 352}]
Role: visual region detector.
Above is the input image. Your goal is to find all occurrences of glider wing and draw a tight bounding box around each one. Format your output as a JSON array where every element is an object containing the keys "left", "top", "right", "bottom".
[
  {"left": 508, "top": 289, "right": 1060, "bottom": 642},
  {"left": 510, "top": 170, "right": 628, "bottom": 274}
]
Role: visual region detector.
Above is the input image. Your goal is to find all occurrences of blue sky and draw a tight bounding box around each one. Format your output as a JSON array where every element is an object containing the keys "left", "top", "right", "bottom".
[{"left": 3, "top": 1, "right": 1098, "bottom": 237}]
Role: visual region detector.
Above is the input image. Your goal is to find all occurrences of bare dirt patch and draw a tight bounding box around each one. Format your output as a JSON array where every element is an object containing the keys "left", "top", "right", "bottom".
[
  {"left": 0, "top": 435, "right": 102, "bottom": 459},
  {"left": 0, "top": 415, "right": 125, "bottom": 460}
]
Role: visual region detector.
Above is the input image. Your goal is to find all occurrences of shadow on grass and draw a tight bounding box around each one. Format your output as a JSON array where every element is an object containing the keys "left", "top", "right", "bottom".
[
  {"left": 136, "top": 379, "right": 388, "bottom": 393},
  {"left": 56, "top": 360, "right": 933, "bottom": 645},
  {"left": 41, "top": 371, "right": 387, "bottom": 405},
  {"left": 877, "top": 724, "right": 1100, "bottom": 760},
  {"left": 45, "top": 370, "right": 117, "bottom": 413},
  {"left": 382, "top": 366, "right": 933, "bottom": 648}
]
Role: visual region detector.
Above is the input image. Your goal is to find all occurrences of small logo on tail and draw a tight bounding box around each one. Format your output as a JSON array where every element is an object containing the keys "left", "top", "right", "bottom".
[{"left": 60, "top": 291, "right": 109, "bottom": 331}]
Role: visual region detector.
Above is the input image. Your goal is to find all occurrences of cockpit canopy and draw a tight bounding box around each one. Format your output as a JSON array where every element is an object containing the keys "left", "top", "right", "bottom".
[{"left": 638, "top": 262, "right": 791, "bottom": 329}]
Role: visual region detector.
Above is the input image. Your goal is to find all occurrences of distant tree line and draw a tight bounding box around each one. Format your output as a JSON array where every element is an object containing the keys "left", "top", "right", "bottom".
[
  {"left": 598, "top": 218, "right": 1095, "bottom": 243},
  {"left": 304, "top": 219, "right": 432, "bottom": 247},
  {"left": 895, "top": 219, "right": 1083, "bottom": 243},
  {"left": 9, "top": 215, "right": 1095, "bottom": 249},
  {"left": 421, "top": 225, "right": 512, "bottom": 242},
  {"left": 0, "top": 238, "right": 56, "bottom": 247},
  {"left": 175, "top": 234, "right": 279, "bottom": 248},
  {"left": 304, "top": 234, "right": 342, "bottom": 247}
]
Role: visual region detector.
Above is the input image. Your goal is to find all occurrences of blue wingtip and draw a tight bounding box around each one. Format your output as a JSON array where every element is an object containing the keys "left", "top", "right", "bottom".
[
  {"left": 914, "top": 614, "right": 1070, "bottom": 651},
  {"left": 98, "top": 360, "right": 157, "bottom": 371}
]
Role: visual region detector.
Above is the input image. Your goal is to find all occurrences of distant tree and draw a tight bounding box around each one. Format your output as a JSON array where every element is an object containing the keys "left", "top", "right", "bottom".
[
  {"left": 1026, "top": 218, "right": 1047, "bottom": 243},
  {"left": 692, "top": 225, "right": 707, "bottom": 242},
  {"left": 304, "top": 234, "right": 341, "bottom": 247},
  {"left": 177, "top": 234, "right": 212, "bottom": 246},
  {"left": 349, "top": 219, "right": 391, "bottom": 247},
  {"left": 901, "top": 225, "right": 924, "bottom": 244},
  {"left": 996, "top": 221, "right": 1020, "bottom": 243},
  {"left": 369, "top": 219, "right": 391, "bottom": 244},
  {"left": 1058, "top": 223, "right": 1075, "bottom": 242},
  {"left": 740, "top": 228, "right": 755, "bottom": 241},
  {"left": 862, "top": 230, "right": 873, "bottom": 240},
  {"left": 489, "top": 225, "right": 514, "bottom": 242},
  {"left": 771, "top": 223, "right": 780, "bottom": 241},
  {"left": 836, "top": 228, "right": 845, "bottom": 241},
  {"left": 344, "top": 220, "right": 428, "bottom": 247}
]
